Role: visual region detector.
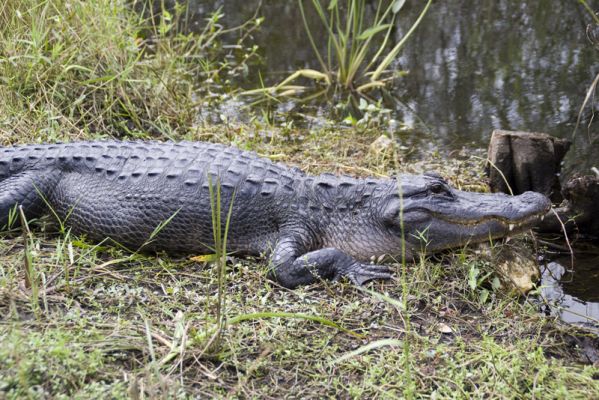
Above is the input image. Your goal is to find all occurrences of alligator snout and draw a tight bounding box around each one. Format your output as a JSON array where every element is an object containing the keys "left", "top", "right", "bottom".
[{"left": 501, "top": 191, "right": 552, "bottom": 222}]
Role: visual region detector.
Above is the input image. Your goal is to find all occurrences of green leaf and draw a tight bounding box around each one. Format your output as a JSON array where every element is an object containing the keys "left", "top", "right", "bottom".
[
  {"left": 328, "top": 0, "right": 338, "bottom": 11},
  {"left": 491, "top": 276, "right": 501, "bottom": 290},
  {"left": 479, "top": 289, "right": 489, "bottom": 304},
  {"left": 468, "top": 266, "right": 479, "bottom": 291},
  {"left": 343, "top": 115, "right": 358, "bottom": 126},
  {"left": 392, "top": 0, "right": 406, "bottom": 14},
  {"left": 372, "top": 0, "right": 432, "bottom": 81},
  {"left": 358, "top": 98, "right": 368, "bottom": 110},
  {"left": 358, "top": 24, "right": 392, "bottom": 40}
]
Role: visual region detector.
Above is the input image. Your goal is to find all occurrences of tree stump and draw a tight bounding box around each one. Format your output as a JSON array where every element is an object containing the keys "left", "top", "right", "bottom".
[
  {"left": 539, "top": 175, "right": 599, "bottom": 236},
  {"left": 486, "top": 130, "right": 571, "bottom": 202}
]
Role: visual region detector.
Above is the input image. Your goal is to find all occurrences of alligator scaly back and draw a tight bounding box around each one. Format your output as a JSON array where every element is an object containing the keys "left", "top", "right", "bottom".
[{"left": 0, "top": 141, "right": 301, "bottom": 254}]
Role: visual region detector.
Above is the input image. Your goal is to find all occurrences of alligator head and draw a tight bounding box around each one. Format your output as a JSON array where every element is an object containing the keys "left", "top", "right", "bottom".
[
  {"left": 328, "top": 173, "right": 551, "bottom": 260},
  {"left": 383, "top": 173, "right": 552, "bottom": 258}
]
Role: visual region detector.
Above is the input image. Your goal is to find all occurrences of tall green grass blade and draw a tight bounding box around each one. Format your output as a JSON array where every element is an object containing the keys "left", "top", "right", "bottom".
[
  {"left": 363, "top": 21, "right": 395, "bottom": 73},
  {"left": 142, "top": 315, "right": 157, "bottom": 363},
  {"left": 227, "top": 311, "right": 364, "bottom": 338},
  {"left": 148, "top": 209, "right": 181, "bottom": 242},
  {"left": 371, "top": 0, "right": 432, "bottom": 82},
  {"left": 207, "top": 174, "right": 235, "bottom": 349},
  {"left": 18, "top": 205, "right": 39, "bottom": 316},
  {"left": 298, "top": 0, "right": 328, "bottom": 73},
  {"left": 4, "top": 204, "right": 19, "bottom": 231},
  {"left": 574, "top": 72, "right": 599, "bottom": 138},
  {"left": 340, "top": 0, "right": 356, "bottom": 82},
  {"left": 219, "top": 186, "right": 236, "bottom": 334},
  {"left": 310, "top": 0, "right": 344, "bottom": 74},
  {"left": 579, "top": 0, "right": 599, "bottom": 24},
  {"left": 358, "top": 23, "right": 392, "bottom": 40}
]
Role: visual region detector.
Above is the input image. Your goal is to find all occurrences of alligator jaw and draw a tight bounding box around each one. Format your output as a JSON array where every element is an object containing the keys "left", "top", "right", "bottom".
[
  {"left": 404, "top": 189, "right": 552, "bottom": 253},
  {"left": 431, "top": 206, "right": 549, "bottom": 236}
]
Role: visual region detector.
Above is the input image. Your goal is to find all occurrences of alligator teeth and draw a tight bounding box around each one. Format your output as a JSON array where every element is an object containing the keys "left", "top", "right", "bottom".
[
  {"left": 540, "top": 214, "right": 545, "bottom": 221},
  {"left": 508, "top": 224, "right": 515, "bottom": 231}
]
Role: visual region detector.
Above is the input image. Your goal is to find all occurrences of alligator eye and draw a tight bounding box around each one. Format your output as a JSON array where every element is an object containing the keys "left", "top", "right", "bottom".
[
  {"left": 427, "top": 182, "right": 453, "bottom": 198},
  {"left": 429, "top": 183, "right": 445, "bottom": 194}
]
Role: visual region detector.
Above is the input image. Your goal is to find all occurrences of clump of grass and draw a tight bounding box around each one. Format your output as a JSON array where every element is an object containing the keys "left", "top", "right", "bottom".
[
  {"left": 0, "top": 327, "right": 122, "bottom": 397},
  {"left": 244, "top": 0, "right": 431, "bottom": 102},
  {"left": 0, "top": 0, "right": 252, "bottom": 142}
]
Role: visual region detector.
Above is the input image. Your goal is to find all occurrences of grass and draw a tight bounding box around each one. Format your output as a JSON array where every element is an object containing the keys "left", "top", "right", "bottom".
[
  {"left": 296, "top": 0, "right": 431, "bottom": 91},
  {"left": 0, "top": 0, "right": 598, "bottom": 398},
  {"left": 206, "top": 176, "right": 235, "bottom": 352},
  {"left": 0, "top": 0, "right": 258, "bottom": 143}
]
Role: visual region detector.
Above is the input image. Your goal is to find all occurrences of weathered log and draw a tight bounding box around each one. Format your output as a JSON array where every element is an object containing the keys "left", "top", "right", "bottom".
[{"left": 486, "top": 130, "right": 571, "bottom": 202}]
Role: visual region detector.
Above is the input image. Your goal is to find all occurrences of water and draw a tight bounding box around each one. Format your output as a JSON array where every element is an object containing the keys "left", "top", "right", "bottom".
[
  {"left": 541, "top": 255, "right": 599, "bottom": 333},
  {"left": 172, "top": 0, "right": 599, "bottom": 327}
]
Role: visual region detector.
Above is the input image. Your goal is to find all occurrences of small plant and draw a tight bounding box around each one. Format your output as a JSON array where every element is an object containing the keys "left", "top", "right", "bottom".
[
  {"left": 205, "top": 175, "right": 235, "bottom": 352},
  {"left": 342, "top": 97, "right": 393, "bottom": 129},
  {"left": 18, "top": 206, "right": 40, "bottom": 316},
  {"left": 459, "top": 253, "right": 502, "bottom": 305},
  {"left": 244, "top": 0, "right": 431, "bottom": 102},
  {"left": 3, "top": 203, "right": 20, "bottom": 231}
]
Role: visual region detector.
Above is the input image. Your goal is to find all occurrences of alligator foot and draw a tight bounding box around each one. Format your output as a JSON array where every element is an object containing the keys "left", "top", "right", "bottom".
[
  {"left": 270, "top": 242, "right": 395, "bottom": 288},
  {"left": 342, "top": 263, "right": 394, "bottom": 286}
]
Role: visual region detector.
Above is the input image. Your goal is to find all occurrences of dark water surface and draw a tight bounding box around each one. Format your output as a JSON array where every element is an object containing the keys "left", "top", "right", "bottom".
[
  {"left": 541, "top": 255, "right": 599, "bottom": 333},
  {"left": 178, "top": 1, "right": 599, "bottom": 328}
]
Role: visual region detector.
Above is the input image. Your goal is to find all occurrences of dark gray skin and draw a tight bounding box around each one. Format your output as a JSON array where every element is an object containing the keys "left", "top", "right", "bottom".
[{"left": 0, "top": 140, "right": 551, "bottom": 288}]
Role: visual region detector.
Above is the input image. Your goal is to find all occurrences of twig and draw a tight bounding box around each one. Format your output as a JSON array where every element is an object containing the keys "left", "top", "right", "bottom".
[{"left": 549, "top": 208, "right": 575, "bottom": 270}]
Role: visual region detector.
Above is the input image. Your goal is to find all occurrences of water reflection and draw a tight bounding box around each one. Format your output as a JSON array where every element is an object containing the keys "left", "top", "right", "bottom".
[
  {"left": 393, "top": 0, "right": 599, "bottom": 176},
  {"left": 541, "top": 256, "right": 599, "bottom": 333}
]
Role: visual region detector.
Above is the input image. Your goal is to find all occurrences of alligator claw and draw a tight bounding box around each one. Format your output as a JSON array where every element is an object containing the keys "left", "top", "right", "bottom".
[{"left": 346, "top": 263, "right": 393, "bottom": 286}]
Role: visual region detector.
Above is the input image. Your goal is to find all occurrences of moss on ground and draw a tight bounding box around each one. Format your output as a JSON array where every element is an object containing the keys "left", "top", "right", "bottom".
[{"left": 0, "top": 1, "right": 597, "bottom": 398}]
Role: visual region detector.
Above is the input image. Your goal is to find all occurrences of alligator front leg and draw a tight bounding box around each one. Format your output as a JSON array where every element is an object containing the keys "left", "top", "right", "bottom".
[{"left": 268, "top": 237, "right": 393, "bottom": 288}]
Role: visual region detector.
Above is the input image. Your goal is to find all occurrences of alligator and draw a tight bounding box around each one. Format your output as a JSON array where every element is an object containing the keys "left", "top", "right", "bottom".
[{"left": 0, "top": 140, "right": 551, "bottom": 288}]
